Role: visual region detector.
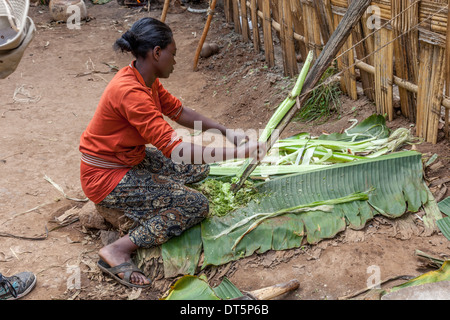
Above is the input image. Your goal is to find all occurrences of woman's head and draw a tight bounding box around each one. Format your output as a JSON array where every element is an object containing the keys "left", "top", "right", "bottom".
[{"left": 114, "top": 17, "right": 173, "bottom": 59}]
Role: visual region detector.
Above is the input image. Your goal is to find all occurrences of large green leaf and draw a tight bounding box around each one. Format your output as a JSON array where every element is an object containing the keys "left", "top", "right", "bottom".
[
  {"left": 437, "top": 197, "right": 450, "bottom": 240},
  {"left": 160, "top": 275, "right": 242, "bottom": 300},
  {"left": 143, "top": 150, "right": 429, "bottom": 273},
  {"left": 438, "top": 197, "right": 450, "bottom": 216},
  {"left": 437, "top": 217, "right": 450, "bottom": 241},
  {"left": 201, "top": 151, "right": 428, "bottom": 267},
  {"left": 318, "top": 114, "right": 390, "bottom": 142},
  {"left": 161, "top": 224, "right": 203, "bottom": 278},
  {"left": 384, "top": 260, "right": 450, "bottom": 294},
  {"left": 160, "top": 275, "right": 220, "bottom": 300},
  {"left": 213, "top": 277, "right": 244, "bottom": 300}
]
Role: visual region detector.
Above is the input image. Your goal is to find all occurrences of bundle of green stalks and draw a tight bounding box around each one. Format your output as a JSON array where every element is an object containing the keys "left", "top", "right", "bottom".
[{"left": 294, "top": 67, "right": 342, "bottom": 123}]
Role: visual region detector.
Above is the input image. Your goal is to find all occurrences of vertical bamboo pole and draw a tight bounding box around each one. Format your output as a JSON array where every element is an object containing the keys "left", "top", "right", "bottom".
[
  {"left": 240, "top": 0, "right": 250, "bottom": 41},
  {"left": 160, "top": 0, "right": 170, "bottom": 22},
  {"left": 427, "top": 45, "right": 446, "bottom": 144},
  {"left": 193, "top": 0, "right": 218, "bottom": 71},
  {"left": 232, "top": 0, "right": 241, "bottom": 34},
  {"left": 250, "top": 0, "right": 261, "bottom": 53},
  {"left": 279, "top": 0, "right": 298, "bottom": 76},
  {"left": 291, "top": 0, "right": 307, "bottom": 61},
  {"left": 313, "top": 0, "right": 333, "bottom": 44},
  {"left": 353, "top": 15, "right": 375, "bottom": 101},
  {"left": 446, "top": 0, "right": 450, "bottom": 139},
  {"left": 358, "top": 10, "right": 376, "bottom": 101},
  {"left": 333, "top": 8, "right": 357, "bottom": 100},
  {"left": 262, "top": 0, "right": 275, "bottom": 67},
  {"left": 416, "top": 43, "right": 446, "bottom": 144},
  {"left": 373, "top": 26, "right": 394, "bottom": 120},
  {"left": 302, "top": 0, "right": 322, "bottom": 58},
  {"left": 392, "top": 0, "right": 419, "bottom": 122},
  {"left": 278, "top": 0, "right": 288, "bottom": 74},
  {"left": 224, "top": 0, "right": 233, "bottom": 23}
]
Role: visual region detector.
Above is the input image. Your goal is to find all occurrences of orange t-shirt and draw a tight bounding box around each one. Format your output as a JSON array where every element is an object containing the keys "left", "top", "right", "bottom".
[{"left": 79, "top": 61, "right": 183, "bottom": 203}]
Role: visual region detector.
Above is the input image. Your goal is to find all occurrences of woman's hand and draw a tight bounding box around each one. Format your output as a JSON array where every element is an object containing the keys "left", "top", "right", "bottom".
[
  {"left": 226, "top": 130, "right": 249, "bottom": 147},
  {"left": 176, "top": 107, "right": 252, "bottom": 147},
  {"left": 236, "top": 140, "right": 267, "bottom": 161}
]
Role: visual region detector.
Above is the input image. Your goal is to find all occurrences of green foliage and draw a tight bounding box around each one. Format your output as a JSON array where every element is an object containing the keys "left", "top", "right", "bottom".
[
  {"left": 192, "top": 178, "right": 261, "bottom": 217},
  {"left": 294, "top": 67, "right": 342, "bottom": 123},
  {"left": 160, "top": 275, "right": 243, "bottom": 300}
]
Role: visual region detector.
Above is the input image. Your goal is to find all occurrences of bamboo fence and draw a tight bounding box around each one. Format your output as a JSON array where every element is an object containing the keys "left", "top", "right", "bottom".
[{"left": 222, "top": 0, "right": 450, "bottom": 144}]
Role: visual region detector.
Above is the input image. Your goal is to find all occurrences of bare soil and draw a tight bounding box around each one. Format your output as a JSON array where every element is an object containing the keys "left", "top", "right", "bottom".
[{"left": 1, "top": 1, "right": 449, "bottom": 300}]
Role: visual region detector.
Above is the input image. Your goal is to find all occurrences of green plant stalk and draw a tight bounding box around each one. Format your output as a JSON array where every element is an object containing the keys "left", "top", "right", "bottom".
[
  {"left": 209, "top": 164, "right": 326, "bottom": 176},
  {"left": 260, "top": 50, "right": 314, "bottom": 143},
  {"left": 234, "top": 51, "right": 314, "bottom": 181},
  {"left": 276, "top": 146, "right": 367, "bottom": 164}
]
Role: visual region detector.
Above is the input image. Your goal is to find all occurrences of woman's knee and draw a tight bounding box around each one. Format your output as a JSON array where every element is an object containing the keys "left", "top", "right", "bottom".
[{"left": 197, "top": 192, "right": 209, "bottom": 218}]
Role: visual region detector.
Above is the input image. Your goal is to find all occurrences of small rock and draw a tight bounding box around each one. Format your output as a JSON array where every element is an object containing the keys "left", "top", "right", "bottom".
[{"left": 78, "top": 201, "right": 108, "bottom": 230}]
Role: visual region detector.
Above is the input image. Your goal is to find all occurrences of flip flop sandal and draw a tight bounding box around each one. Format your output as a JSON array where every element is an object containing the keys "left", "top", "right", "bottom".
[{"left": 97, "top": 259, "right": 151, "bottom": 289}]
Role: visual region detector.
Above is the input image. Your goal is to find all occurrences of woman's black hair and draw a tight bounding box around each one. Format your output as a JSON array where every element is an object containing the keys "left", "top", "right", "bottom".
[{"left": 114, "top": 17, "right": 173, "bottom": 59}]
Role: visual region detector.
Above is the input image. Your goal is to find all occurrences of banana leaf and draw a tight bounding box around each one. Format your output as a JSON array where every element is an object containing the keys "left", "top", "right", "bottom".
[
  {"left": 437, "top": 217, "right": 450, "bottom": 241},
  {"left": 161, "top": 275, "right": 220, "bottom": 300},
  {"left": 161, "top": 224, "right": 202, "bottom": 277},
  {"left": 144, "top": 150, "right": 429, "bottom": 274},
  {"left": 213, "top": 277, "right": 244, "bottom": 300},
  {"left": 135, "top": 224, "right": 203, "bottom": 278},
  {"left": 438, "top": 196, "right": 450, "bottom": 216},
  {"left": 383, "top": 260, "right": 450, "bottom": 295},
  {"left": 201, "top": 151, "right": 428, "bottom": 267},
  {"left": 160, "top": 275, "right": 242, "bottom": 300},
  {"left": 317, "top": 114, "right": 390, "bottom": 142},
  {"left": 437, "top": 197, "right": 450, "bottom": 240}
]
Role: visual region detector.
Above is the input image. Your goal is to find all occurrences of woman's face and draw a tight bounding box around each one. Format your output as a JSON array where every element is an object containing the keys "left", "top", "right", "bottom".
[{"left": 155, "top": 38, "right": 177, "bottom": 79}]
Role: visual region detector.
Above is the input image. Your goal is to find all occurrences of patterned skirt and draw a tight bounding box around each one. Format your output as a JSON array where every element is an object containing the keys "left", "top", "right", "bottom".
[{"left": 98, "top": 147, "right": 210, "bottom": 248}]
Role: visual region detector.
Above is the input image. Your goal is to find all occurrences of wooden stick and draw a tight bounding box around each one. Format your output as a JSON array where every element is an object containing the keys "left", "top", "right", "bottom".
[
  {"left": 232, "top": 0, "right": 372, "bottom": 192},
  {"left": 250, "top": 0, "right": 261, "bottom": 53},
  {"left": 302, "top": 0, "right": 322, "bottom": 58},
  {"left": 445, "top": 0, "right": 450, "bottom": 140},
  {"left": 285, "top": 0, "right": 298, "bottom": 75},
  {"left": 373, "top": 26, "right": 394, "bottom": 120},
  {"left": 224, "top": 0, "right": 233, "bottom": 22},
  {"left": 416, "top": 42, "right": 446, "bottom": 144},
  {"left": 240, "top": 0, "right": 250, "bottom": 42},
  {"left": 446, "top": 107, "right": 450, "bottom": 140},
  {"left": 392, "top": 0, "right": 419, "bottom": 122},
  {"left": 253, "top": 3, "right": 307, "bottom": 46},
  {"left": 313, "top": 0, "right": 333, "bottom": 44},
  {"left": 280, "top": 0, "right": 298, "bottom": 77},
  {"left": 291, "top": 0, "right": 308, "bottom": 61},
  {"left": 334, "top": 10, "right": 357, "bottom": 101},
  {"left": 352, "top": 12, "right": 375, "bottom": 101},
  {"left": 160, "top": 0, "right": 170, "bottom": 22},
  {"left": 247, "top": 279, "right": 300, "bottom": 300},
  {"left": 337, "top": 274, "right": 414, "bottom": 300},
  {"left": 193, "top": 0, "right": 218, "bottom": 71},
  {"left": 232, "top": 0, "right": 241, "bottom": 34},
  {"left": 355, "top": 59, "right": 418, "bottom": 93},
  {"left": 261, "top": 0, "right": 275, "bottom": 67}
]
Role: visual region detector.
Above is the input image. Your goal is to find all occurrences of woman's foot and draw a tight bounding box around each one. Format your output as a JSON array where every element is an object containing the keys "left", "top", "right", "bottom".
[{"left": 98, "top": 235, "right": 150, "bottom": 286}]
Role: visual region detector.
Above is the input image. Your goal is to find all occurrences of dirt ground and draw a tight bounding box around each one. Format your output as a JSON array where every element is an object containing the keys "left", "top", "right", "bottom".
[{"left": 1, "top": 1, "right": 449, "bottom": 301}]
